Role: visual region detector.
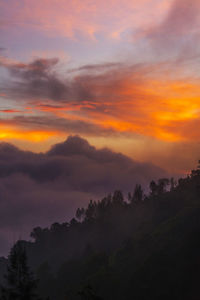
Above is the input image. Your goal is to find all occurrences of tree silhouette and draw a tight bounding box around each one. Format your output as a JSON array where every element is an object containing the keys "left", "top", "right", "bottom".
[
  {"left": 78, "top": 285, "right": 103, "bottom": 300},
  {"left": 76, "top": 208, "right": 85, "bottom": 221},
  {"left": 0, "top": 241, "right": 41, "bottom": 300},
  {"left": 149, "top": 180, "right": 157, "bottom": 196},
  {"left": 133, "top": 184, "right": 143, "bottom": 202},
  {"left": 112, "top": 190, "right": 124, "bottom": 205},
  {"left": 157, "top": 178, "right": 169, "bottom": 194},
  {"left": 149, "top": 178, "right": 169, "bottom": 196},
  {"left": 170, "top": 177, "right": 176, "bottom": 191}
]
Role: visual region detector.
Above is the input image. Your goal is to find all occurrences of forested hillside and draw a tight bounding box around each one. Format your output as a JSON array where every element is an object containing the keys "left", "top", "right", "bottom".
[{"left": 1, "top": 164, "right": 200, "bottom": 299}]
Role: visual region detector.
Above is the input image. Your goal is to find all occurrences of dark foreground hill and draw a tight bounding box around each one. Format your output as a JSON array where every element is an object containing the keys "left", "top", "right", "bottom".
[{"left": 1, "top": 165, "right": 200, "bottom": 299}]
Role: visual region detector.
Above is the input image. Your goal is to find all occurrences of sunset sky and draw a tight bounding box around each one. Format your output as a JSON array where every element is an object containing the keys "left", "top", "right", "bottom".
[
  {"left": 1, "top": 0, "right": 200, "bottom": 255},
  {"left": 1, "top": 0, "right": 200, "bottom": 174}
]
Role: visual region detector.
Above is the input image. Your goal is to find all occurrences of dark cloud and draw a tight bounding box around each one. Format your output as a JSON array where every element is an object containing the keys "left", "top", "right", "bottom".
[
  {"left": 0, "top": 115, "right": 116, "bottom": 136},
  {"left": 0, "top": 56, "right": 154, "bottom": 105},
  {"left": 9, "top": 58, "right": 59, "bottom": 80},
  {"left": 0, "top": 135, "right": 166, "bottom": 188},
  {"left": 7, "top": 58, "right": 70, "bottom": 101},
  {"left": 1, "top": 57, "right": 94, "bottom": 102},
  {"left": 0, "top": 135, "right": 167, "bottom": 256},
  {"left": 69, "top": 62, "right": 122, "bottom": 73}
]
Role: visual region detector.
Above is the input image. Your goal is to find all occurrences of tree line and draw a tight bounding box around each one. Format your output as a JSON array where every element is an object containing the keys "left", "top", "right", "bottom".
[{"left": 1, "top": 162, "right": 200, "bottom": 299}]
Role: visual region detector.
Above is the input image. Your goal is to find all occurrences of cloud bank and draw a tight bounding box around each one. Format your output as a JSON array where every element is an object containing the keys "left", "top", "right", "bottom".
[{"left": 0, "top": 135, "right": 167, "bottom": 256}]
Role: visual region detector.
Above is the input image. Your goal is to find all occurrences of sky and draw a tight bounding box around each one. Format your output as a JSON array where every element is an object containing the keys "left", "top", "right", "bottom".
[{"left": 0, "top": 0, "right": 200, "bottom": 255}]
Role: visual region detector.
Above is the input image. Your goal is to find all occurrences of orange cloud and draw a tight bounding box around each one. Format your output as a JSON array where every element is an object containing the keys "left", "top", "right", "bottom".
[
  {"left": 0, "top": 124, "right": 61, "bottom": 143},
  {"left": 0, "top": 109, "right": 22, "bottom": 113},
  {"left": 14, "top": 68, "right": 200, "bottom": 144},
  {"left": 2, "top": 55, "right": 200, "bottom": 146},
  {"left": 79, "top": 75, "right": 200, "bottom": 142}
]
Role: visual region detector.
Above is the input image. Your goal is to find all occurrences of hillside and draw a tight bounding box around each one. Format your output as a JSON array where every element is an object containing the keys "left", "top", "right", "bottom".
[{"left": 1, "top": 166, "right": 200, "bottom": 299}]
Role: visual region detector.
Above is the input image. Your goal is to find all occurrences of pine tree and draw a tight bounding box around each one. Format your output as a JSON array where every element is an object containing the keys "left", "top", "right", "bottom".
[{"left": 0, "top": 241, "right": 41, "bottom": 300}]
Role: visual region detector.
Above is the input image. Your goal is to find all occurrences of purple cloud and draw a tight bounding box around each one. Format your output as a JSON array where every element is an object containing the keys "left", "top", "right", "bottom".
[{"left": 0, "top": 135, "right": 167, "bottom": 256}]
